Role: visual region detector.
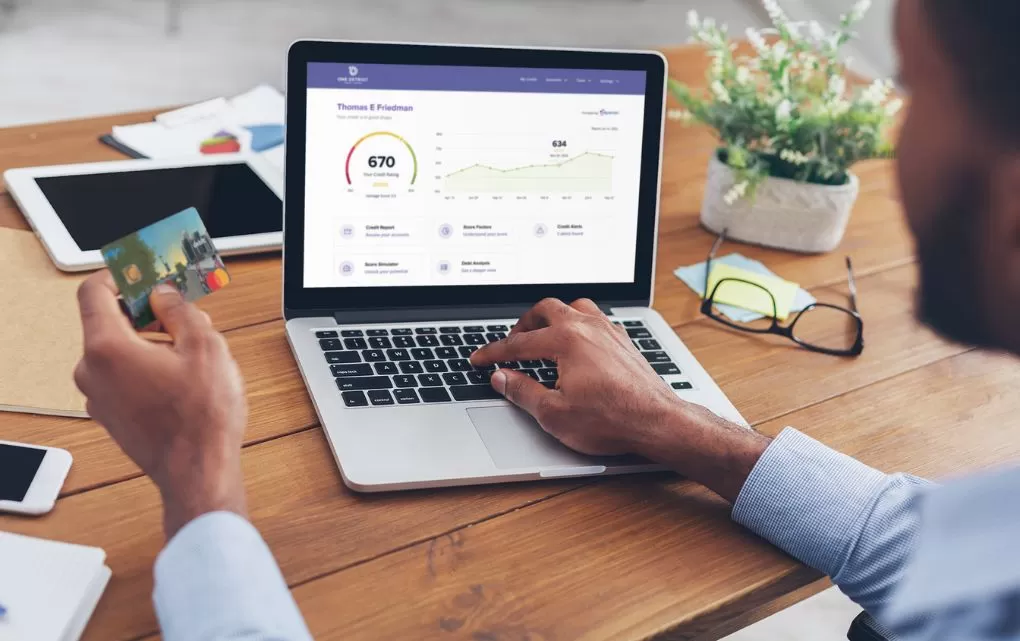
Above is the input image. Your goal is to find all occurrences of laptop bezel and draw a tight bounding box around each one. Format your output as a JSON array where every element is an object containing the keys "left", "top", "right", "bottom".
[{"left": 283, "top": 40, "right": 666, "bottom": 319}]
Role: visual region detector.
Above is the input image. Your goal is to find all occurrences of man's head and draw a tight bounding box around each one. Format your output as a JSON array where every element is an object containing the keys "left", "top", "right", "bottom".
[{"left": 895, "top": 0, "right": 1020, "bottom": 353}]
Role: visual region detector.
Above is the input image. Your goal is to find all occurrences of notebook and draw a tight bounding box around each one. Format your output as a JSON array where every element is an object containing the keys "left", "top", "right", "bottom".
[
  {"left": 0, "top": 532, "right": 111, "bottom": 641},
  {"left": 0, "top": 228, "right": 87, "bottom": 417}
]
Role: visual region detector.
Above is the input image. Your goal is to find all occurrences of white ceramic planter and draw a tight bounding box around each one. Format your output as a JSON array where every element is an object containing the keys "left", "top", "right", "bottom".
[{"left": 700, "top": 154, "right": 860, "bottom": 253}]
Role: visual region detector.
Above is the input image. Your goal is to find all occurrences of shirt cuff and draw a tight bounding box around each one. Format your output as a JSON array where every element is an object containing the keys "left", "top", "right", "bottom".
[
  {"left": 154, "top": 511, "right": 313, "bottom": 641},
  {"left": 732, "top": 427, "right": 889, "bottom": 578}
]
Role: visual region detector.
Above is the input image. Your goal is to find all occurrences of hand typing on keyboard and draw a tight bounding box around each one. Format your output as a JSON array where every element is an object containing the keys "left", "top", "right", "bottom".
[{"left": 470, "top": 298, "right": 771, "bottom": 503}]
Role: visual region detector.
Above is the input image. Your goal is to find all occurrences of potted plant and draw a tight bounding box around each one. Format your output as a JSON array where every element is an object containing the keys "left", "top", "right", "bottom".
[{"left": 669, "top": 0, "right": 900, "bottom": 253}]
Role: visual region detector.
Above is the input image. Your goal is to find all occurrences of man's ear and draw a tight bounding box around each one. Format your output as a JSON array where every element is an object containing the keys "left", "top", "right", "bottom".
[{"left": 986, "top": 155, "right": 1020, "bottom": 352}]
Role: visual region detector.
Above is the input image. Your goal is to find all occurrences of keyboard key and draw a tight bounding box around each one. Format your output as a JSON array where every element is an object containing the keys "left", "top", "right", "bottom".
[
  {"left": 341, "top": 391, "right": 368, "bottom": 407},
  {"left": 344, "top": 337, "right": 368, "bottom": 350},
  {"left": 487, "top": 324, "right": 509, "bottom": 331},
  {"left": 440, "top": 334, "right": 464, "bottom": 346},
  {"left": 520, "top": 360, "right": 543, "bottom": 369},
  {"left": 336, "top": 376, "right": 393, "bottom": 391},
  {"left": 467, "top": 370, "right": 490, "bottom": 385},
  {"left": 448, "top": 359, "right": 473, "bottom": 372},
  {"left": 542, "top": 359, "right": 557, "bottom": 368},
  {"left": 374, "top": 362, "right": 398, "bottom": 375},
  {"left": 316, "top": 330, "right": 338, "bottom": 338},
  {"left": 341, "top": 329, "right": 364, "bottom": 337},
  {"left": 498, "top": 361, "right": 519, "bottom": 369},
  {"left": 671, "top": 381, "right": 694, "bottom": 390},
  {"left": 424, "top": 360, "right": 448, "bottom": 373},
  {"left": 393, "top": 336, "right": 415, "bottom": 348},
  {"left": 411, "top": 348, "right": 434, "bottom": 360},
  {"left": 434, "top": 347, "right": 457, "bottom": 359},
  {"left": 419, "top": 387, "right": 452, "bottom": 403},
  {"left": 394, "top": 389, "right": 420, "bottom": 404},
  {"left": 538, "top": 368, "right": 559, "bottom": 381},
  {"left": 325, "top": 351, "right": 360, "bottom": 364},
  {"left": 475, "top": 362, "right": 496, "bottom": 372},
  {"left": 368, "top": 390, "right": 395, "bottom": 406},
  {"left": 519, "top": 369, "right": 540, "bottom": 381},
  {"left": 540, "top": 380, "right": 557, "bottom": 389},
  {"left": 415, "top": 327, "right": 438, "bottom": 334},
  {"left": 369, "top": 336, "right": 392, "bottom": 349},
  {"left": 390, "top": 328, "right": 413, "bottom": 336},
  {"left": 400, "top": 361, "right": 424, "bottom": 374},
  {"left": 386, "top": 349, "right": 411, "bottom": 361},
  {"left": 439, "top": 326, "right": 462, "bottom": 333},
  {"left": 319, "top": 338, "right": 343, "bottom": 351},
  {"left": 623, "top": 320, "right": 644, "bottom": 327},
  {"left": 366, "top": 329, "right": 389, "bottom": 336},
  {"left": 443, "top": 372, "right": 468, "bottom": 386},
  {"left": 643, "top": 351, "right": 671, "bottom": 363},
  {"left": 416, "top": 335, "right": 440, "bottom": 347},
  {"left": 459, "top": 345, "right": 479, "bottom": 357},
  {"left": 331, "top": 363, "right": 373, "bottom": 377},
  {"left": 626, "top": 328, "right": 653, "bottom": 339},
  {"left": 450, "top": 385, "right": 502, "bottom": 401},
  {"left": 362, "top": 349, "right": 386, "bottom": 362},
  {"left": 463, "top": 325, "right": 485, "bottom": 333},
  {"left": 418, "top": 373, "right": 443, "bottom": 387},
  {"left": 654, "top": 363, "right": 682, "bottom": 375},
  {"left": 639, "top": 339, "right": 661, "bottom": 351},
  {"left": 486, "top": 332, "right": 507, "bottom": 342},
  {"left": 464, "top": 333, "right": 487, "bottom": 345},
  {"left": 393, "top": 374, "right": 418, "bottom": 387}
]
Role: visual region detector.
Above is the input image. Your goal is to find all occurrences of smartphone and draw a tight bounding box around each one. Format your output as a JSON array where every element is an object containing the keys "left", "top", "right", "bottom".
[{"left": 0, "top": 440, "right": 72, "bottom": 515}]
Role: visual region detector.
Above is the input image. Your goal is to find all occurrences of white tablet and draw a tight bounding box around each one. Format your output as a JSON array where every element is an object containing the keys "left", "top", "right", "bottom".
[{"left": 3, "top": 154, "right": 283, "bottom": 271}]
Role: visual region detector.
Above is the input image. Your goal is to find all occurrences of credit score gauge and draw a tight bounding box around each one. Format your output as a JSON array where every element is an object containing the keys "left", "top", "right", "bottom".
[{"left": 344, "top": 131, "right": 418, "bottom": 189}]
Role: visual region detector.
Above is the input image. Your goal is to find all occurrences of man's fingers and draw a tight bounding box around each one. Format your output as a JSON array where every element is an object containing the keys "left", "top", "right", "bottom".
[
  {"left": 149, "top": 284, "right": 214, "bottom": 347},
  {"left": 471, "top": 328, "right": 558, "bottom": 365},
  {"left": 569, "top": 298, "right": 603, "bottom": 317},
  {"left": 510, "top": 298, "right": 576, "bottom": 335},
  {"left": 490, "top": 369, "right": 556, "bottom": 418},
  {"left": 77, "top": 270, "right": 141, "bottom": 351}
]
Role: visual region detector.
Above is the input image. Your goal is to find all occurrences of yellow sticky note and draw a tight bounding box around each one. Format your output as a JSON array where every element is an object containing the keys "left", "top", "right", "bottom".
[{"left": 706, "top": 263, "right": 800, "bottom": 320}]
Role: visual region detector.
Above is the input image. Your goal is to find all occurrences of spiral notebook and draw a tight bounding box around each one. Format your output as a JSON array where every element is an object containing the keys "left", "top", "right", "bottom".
[{"left": 0, "top": 531, "right": 111, "bottom": 641}]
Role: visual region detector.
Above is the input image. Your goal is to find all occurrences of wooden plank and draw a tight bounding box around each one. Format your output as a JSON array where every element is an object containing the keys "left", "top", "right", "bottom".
[
  {"left": 0, "top": 428, "right": 579, "bottom": 641},
  {"left": 277, "top": 349, "right": 1020, "bottom": 641},
  {"left": 1, "top": 320, "right": 318, "bottom": 493}
]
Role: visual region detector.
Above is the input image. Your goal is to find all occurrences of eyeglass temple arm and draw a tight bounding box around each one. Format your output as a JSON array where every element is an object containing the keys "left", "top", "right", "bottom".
[
  {"left": 846, "top": 256, "right": 859, "bottom": 312},
  {"left": 704, "top": 230, "right": 727, "bottom": 299}
]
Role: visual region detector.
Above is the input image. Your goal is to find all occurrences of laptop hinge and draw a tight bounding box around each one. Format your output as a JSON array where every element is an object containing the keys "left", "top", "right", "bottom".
[{"left": 330, "top": 301, "right": 635, "bottom": 325}]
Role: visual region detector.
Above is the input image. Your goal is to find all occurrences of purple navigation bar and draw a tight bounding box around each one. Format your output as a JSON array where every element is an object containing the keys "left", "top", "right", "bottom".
[{"left": 308, "top": 63, "right": 645, "bottom": 95}]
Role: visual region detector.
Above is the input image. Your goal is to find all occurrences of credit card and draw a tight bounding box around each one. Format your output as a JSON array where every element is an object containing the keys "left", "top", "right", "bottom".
[{"left": 101, "top": 207, "right": 231, "bottom": 328}]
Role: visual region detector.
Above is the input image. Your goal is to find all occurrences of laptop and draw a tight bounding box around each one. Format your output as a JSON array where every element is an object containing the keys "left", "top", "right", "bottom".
[{"left": 283, "top": 40, "right": 746, "bottom": 492}]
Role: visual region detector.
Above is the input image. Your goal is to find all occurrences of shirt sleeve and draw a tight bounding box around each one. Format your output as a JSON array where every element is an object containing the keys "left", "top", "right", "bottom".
[
  {"left": 153, "top": 511, "right": 314, "bottom": 641},
  {"left": 731, "top": 427, "right": 932, "bottom": 618}
]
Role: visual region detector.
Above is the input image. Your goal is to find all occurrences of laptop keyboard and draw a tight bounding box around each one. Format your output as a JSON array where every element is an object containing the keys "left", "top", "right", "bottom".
[{"left": 315, "top": 320, "right": 693, "bottom": 407}]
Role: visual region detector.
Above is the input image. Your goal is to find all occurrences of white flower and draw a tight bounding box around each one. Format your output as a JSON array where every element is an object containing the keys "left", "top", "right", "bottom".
[
  {"left": 687, "top": 9, "right": 700, "bottom": 30},
  {"left": 828, "top": 75, "right": 846, "bottom": 98},
  {"left": 736, "top": 66, "right": 751, "bottom": 85},
  {"left": 849, "top": 0, "right": 872, "bottom": 22},
  {"left": 861, "top": 78, "right": 893, "bottom": 105},
  {"left": 667, "top": 108, "right": 694, "bottom": 123},
  {"left": 710, "top": 50, "right": 725, "bottom": 76},
  {"left": 885, "top": 98, "right": 904, "bottom": 117},
  {"left": 723, "top": 180, "right": 750, "bottom": 205},
  {"left": 780, "top": 149, "right": 811, "bottom": 165},
  {"left": 762, "top": 0, "right": 788, "bottom": 25},
  {"left": 746, "top": 28, "right": 769, "bottom": 54},
  {"left": 775, "top": 99, "right": 793, "bottom": 123},
  {"left": 826, "top": 98, "right": 851, "bottom": 117},
  {"left": 711, "top": 80, "right": 732, "bottom": 104},
  {"left": 809, "top": 20, "right": 827, "bottom": 42},
  {"left": 772, "top": 41, "right": 789, "bottom": 63}
]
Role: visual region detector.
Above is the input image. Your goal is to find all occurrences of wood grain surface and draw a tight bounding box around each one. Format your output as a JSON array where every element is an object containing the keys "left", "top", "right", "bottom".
[{"left": 1, "top": 44, "right": 1016, "bottom": 641}]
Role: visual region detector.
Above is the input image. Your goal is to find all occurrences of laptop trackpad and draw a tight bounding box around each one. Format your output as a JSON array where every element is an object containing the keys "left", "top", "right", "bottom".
[{"left": 467, "top": 406, "right": 592, "bottom": 469}]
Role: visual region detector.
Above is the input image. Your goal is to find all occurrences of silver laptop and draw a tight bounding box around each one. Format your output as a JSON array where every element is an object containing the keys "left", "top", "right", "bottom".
[{"left": 283, "top": 40, "right": 746, "bottom": 492}]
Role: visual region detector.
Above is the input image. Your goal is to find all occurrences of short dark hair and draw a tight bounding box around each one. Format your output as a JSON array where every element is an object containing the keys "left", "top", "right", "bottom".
[{"left": 925, "top": 1, "right": 1020, "bottom": 142}]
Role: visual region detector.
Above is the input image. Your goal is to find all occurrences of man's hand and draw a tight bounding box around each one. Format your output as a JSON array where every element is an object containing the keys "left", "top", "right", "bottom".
[
  {"left": 470, "top": 298, "right": 771, "bottom": 502},
  {"left": 74, "top": 271, "right": 248, "bottom": 538}
]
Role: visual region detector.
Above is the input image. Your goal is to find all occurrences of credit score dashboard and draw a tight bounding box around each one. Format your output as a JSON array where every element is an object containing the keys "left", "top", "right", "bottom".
[{"left": 303, "top": 62, "right": 648, "bottom": 288}]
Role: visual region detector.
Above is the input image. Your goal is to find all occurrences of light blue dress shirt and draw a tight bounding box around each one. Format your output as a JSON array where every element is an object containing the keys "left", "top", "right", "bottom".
[{"left": 150, "top": 427, "right": 1020, "bottom": 640}]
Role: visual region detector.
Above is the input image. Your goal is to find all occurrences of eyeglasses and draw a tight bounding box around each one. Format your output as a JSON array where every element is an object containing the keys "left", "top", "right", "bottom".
[{"left": 700, "top": 230, "right": 864, "bottom": 357}]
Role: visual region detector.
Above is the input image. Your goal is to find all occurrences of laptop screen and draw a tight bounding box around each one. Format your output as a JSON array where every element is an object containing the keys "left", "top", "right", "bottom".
[{"left": 303, "top": 62, "right": 647, "bottom": 289}]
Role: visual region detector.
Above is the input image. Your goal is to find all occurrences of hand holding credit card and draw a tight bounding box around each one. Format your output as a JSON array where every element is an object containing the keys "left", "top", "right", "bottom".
[{"left": 101, "top": 207, "right": 231, "bottom": 328}]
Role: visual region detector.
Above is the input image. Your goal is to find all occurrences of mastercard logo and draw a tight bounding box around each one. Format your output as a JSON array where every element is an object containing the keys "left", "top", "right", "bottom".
[{"left": 205, "top": 268, "right": 230, "bottom": 291}]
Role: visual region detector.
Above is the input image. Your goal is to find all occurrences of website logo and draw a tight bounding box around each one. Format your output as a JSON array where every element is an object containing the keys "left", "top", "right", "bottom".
[
  {"left": 336, "top": 64, "right": 369, "bottom": 86},
  {"left": 348, "top": 65, "right": 359, "bottom": 76}
]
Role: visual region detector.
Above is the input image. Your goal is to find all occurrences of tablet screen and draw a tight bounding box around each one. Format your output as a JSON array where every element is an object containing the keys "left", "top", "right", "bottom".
[{"left": 34, "top": 163, "right": 281, "bottom": 251}]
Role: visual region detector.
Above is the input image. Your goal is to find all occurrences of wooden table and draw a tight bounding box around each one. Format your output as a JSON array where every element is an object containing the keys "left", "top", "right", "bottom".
[{"left": 2, "top": 45, "right": 1019, "bottom": 641}]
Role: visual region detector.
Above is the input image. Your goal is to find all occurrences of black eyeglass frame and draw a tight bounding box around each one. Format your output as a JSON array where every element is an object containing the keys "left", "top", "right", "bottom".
[{"left": 699, "top": 231, "right": 865, "bottom": 357}]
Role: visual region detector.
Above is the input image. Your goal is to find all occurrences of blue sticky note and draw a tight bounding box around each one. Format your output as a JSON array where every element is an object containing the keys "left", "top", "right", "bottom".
[{"left": 244, "top": 124, "right": 285, "bottom": 152}]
